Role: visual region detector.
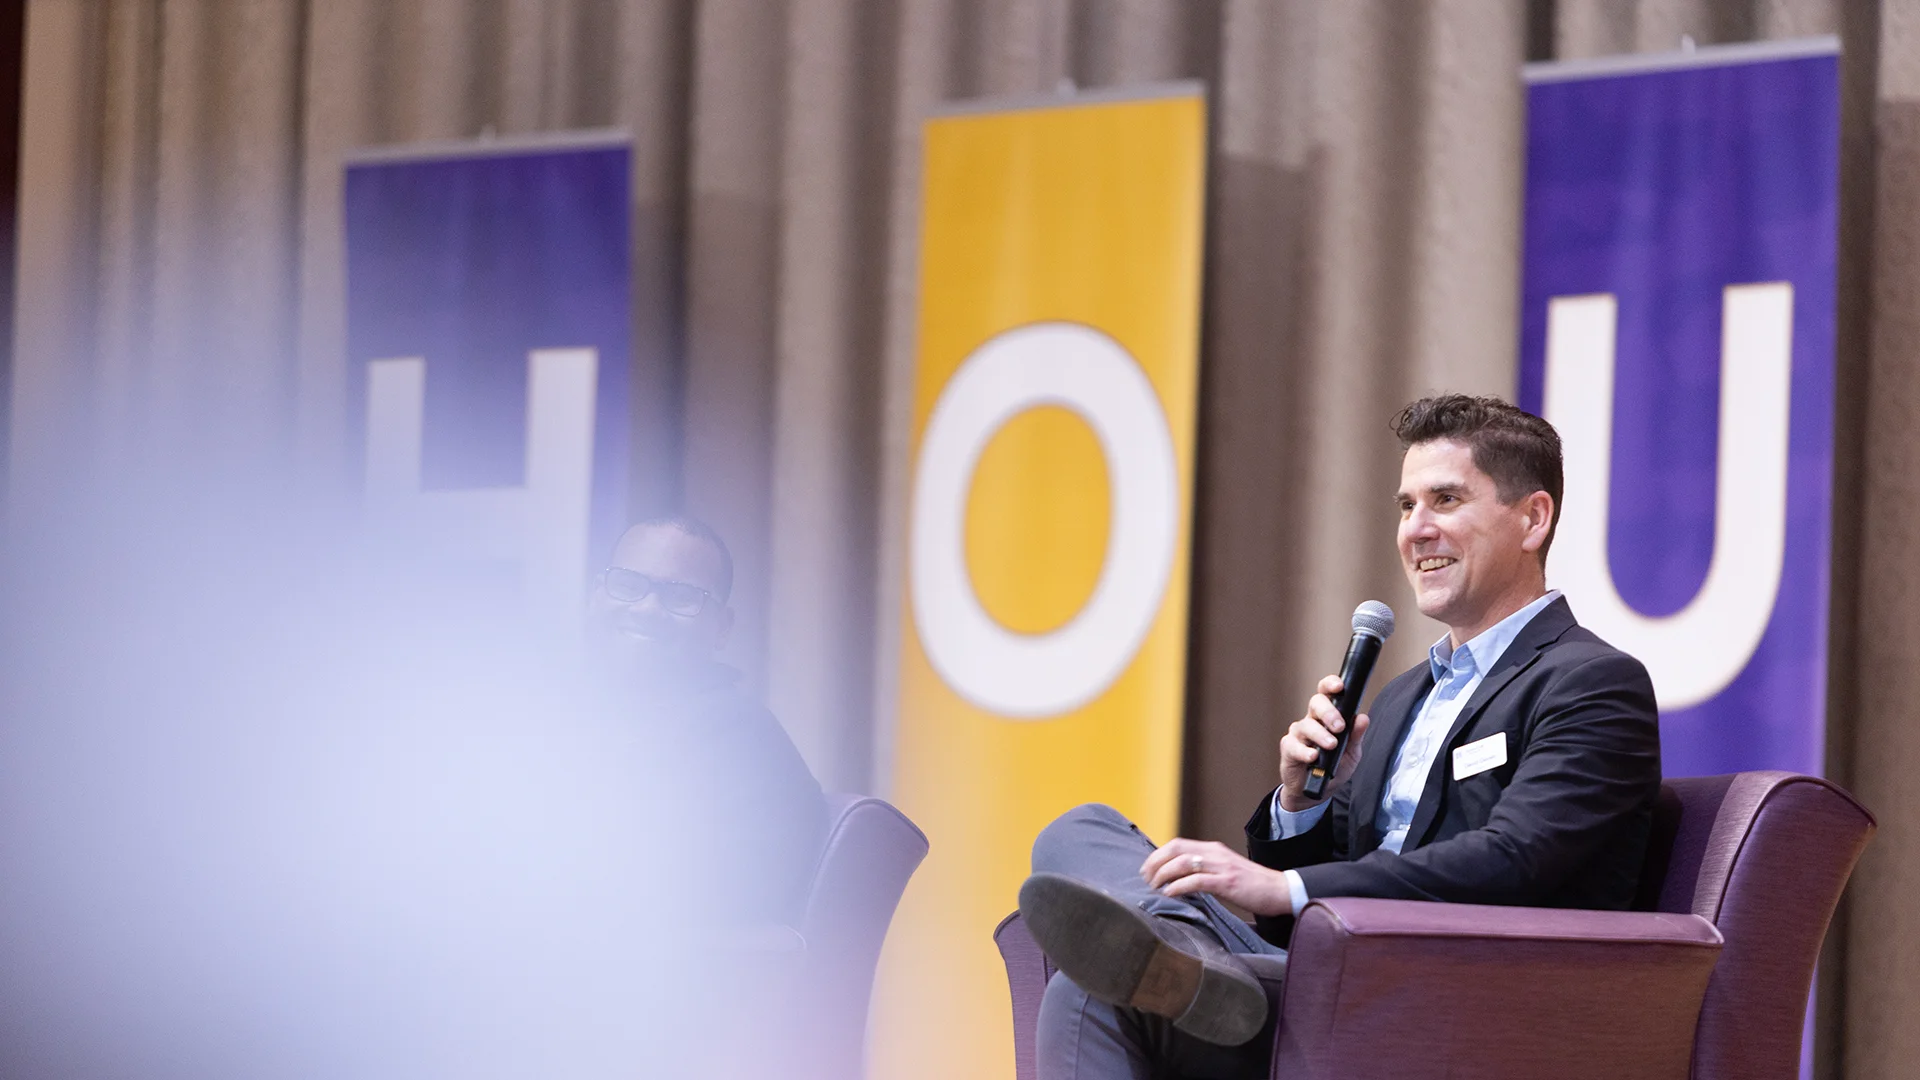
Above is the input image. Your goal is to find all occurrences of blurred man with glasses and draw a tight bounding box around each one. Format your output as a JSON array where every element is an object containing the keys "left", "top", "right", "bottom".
[{"left": 587, "top": 515, "right": 825, "bottom": 922}]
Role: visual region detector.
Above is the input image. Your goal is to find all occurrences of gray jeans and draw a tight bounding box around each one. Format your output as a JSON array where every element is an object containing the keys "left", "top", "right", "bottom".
[{"left": 1030, "top": 804, "right": 1286, "bottom": 1080}]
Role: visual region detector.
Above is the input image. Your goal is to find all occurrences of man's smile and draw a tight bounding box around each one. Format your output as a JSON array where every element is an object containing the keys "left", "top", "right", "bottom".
[
  {"left": 617, "top": 620, "right": 673, "bottom": 641},
  {"left": 1415, "top": 556, "right": 1457, "bottom": 573}
]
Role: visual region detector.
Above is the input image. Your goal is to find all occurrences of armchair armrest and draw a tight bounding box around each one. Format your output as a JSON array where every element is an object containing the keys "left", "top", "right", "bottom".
[
  {"left": 1273, "top": 897, "right": 1722, "bottom": 1080},
  {"left": 730, "top": 923, "right": 807, "bottom": 953},
  {"left": 720, "top": 924, "right": 809, "bottom": 1002}
]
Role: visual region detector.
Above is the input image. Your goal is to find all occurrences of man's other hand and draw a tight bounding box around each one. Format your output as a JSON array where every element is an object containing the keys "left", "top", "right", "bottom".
[
  {"left": 1140, "top": 839, "right": 1294, "bottom": 917},
  {"left": 1278, "top": 674, "right": 1370, "bottom": 813}
]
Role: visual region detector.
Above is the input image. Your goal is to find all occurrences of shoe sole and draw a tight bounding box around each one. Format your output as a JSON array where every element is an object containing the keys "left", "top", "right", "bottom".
[{"left": 1017, "top": 872, "right": 1267, "bottom": 1046}]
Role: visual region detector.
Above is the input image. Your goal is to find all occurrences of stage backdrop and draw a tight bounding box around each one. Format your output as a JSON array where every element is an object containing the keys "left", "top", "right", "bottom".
[
  {"left": 871, "top": 88, "right": 1207, "bottom": 1080},
  {"left": 1519, "top": 40, "right": 1839, "bottom": 782},
  {"left": 345, "top": 134, "right": 632, "bottom": 616}
]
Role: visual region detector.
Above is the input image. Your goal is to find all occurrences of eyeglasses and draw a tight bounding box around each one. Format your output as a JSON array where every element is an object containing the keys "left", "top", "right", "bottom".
[{"left": 599, "top": 568, "right": 717, "bottom": 617}]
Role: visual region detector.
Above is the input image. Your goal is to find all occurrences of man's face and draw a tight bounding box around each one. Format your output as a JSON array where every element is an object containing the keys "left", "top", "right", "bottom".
[
  {"left": 585, "top": 525, "right": 733, "bottom": 672},
  {"left": 1396, "top": 440, "right": 1548, "bottom": 637}
]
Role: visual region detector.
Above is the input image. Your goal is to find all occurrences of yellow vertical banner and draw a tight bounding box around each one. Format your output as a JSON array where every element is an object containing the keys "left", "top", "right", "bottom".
[{"left": 871, "top": 88, "right": 1207, "bottom": 1080}]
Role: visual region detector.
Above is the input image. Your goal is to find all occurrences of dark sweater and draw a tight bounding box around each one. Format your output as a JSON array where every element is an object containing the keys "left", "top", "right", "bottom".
[{"left": 627, "top": 661, "right": 827, "bottom": 924}]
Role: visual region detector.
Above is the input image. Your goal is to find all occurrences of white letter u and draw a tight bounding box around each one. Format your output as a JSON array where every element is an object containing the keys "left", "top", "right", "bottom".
[{"left": 1543, "top": 284, "right": 1792, "bottom": 710}]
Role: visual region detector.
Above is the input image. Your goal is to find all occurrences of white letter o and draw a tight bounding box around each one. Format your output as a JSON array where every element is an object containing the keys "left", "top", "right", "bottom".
[{"left": 909, "top": 322, "right": 1179, "bottom": 719}]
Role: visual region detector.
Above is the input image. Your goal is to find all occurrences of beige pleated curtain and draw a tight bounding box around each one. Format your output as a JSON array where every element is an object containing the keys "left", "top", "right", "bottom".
[{"left": 10, "top": 0, "right": 1919, "bottom": 1074}]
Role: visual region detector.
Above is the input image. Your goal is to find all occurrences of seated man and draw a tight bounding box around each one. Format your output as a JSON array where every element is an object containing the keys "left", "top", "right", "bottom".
[
  {"left": 1018, "top": 395, "right": 1661, "bottom": 1079},
  {"left": 585, "top": 514, "right": 827, "bottom": 923}
]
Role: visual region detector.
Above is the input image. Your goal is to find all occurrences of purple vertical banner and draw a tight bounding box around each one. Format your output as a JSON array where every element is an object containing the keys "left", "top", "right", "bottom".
[
  {"left": 1518, "top": 44, "right": 1838, "bottom": 1076},
  {"left": 1519, "top": 41, "right": 1839, "bottom": 781},
  {"left": 344, "top": 136, "right": 631, "bottom": 609}
]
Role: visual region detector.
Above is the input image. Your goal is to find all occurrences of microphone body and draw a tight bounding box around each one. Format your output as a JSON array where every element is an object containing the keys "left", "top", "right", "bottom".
[{"left": 1303, "top": 601, "right": 1395, "bottom": 800}]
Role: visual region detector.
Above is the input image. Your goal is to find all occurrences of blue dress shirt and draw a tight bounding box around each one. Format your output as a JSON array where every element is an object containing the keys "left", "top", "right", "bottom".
[{"left": 1266, "top": 590, "right": 1563, "bottom": 914}]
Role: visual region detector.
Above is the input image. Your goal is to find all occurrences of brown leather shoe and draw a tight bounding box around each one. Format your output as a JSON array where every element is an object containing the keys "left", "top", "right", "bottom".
[{"left": 1017, "top": 872, "right": 1269, "bottom": 1046}]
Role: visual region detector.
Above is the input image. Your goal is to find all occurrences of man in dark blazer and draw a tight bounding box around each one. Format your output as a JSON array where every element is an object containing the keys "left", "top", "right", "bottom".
[
  {"left": 1017, "top": 394, "right": 1661, "bottom": 1080},
  {"left": 585, "top": 515, "right": 827, "bottom": 923}
]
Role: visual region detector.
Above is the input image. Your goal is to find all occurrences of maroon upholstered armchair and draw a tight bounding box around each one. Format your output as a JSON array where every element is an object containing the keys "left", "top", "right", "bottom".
[
  {"left": 781, "top": 794, "right": 928, "bottom": 1080},
  {"left": 994, "top": 772, "right": 1874, "bottom": 1080}
]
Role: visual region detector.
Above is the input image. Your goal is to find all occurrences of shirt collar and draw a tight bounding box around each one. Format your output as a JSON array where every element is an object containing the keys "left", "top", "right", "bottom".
[{"left": 1427, "top": 590, "right": 1562, "bottom": 683}]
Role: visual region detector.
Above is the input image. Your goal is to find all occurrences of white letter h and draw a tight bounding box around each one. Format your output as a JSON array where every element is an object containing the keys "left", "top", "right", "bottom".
[{"left": 363, "top": 348, "right": 599, "bottom": 619}]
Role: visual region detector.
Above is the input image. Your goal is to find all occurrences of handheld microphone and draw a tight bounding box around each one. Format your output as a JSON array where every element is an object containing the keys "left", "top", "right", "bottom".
[{"left": 1302, "top": 601, "right": 1396, "bottom": 800}]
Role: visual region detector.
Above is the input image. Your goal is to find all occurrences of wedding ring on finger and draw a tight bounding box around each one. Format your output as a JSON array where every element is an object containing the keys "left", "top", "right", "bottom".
[{"left": 1188, "top": 854, "right": 1204, "bottom": 873}]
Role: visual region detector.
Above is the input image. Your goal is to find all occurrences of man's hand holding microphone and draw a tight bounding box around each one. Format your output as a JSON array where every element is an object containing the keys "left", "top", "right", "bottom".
[{"left": 1277, "top": 674, "right": 1372, "bottom": 813}]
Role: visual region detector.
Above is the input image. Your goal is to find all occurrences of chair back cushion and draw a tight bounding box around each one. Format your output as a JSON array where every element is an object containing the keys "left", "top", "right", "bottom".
[
  {"left": 1638, "top": 772, "right": 1874, "bottom": 1080},
  {"left": 994, "top": 914, "right": 1053, "bottom": 1080},
  {"left": 791, "top": 795, "right": 929, "bottom": 1080}
]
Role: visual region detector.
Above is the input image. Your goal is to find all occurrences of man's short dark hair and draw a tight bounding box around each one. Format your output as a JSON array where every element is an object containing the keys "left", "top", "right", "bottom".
[
  {"left": 1391, "top": 394, "right": 1564, "bottom": 560},
  {"left": 635, "top": 513, "right": 735, "bottom": 601}
]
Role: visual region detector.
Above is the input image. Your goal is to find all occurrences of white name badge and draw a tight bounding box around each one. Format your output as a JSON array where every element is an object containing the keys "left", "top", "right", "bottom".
[{"left": 1453, "top": 732, "right": 1508, "bottom": 781}]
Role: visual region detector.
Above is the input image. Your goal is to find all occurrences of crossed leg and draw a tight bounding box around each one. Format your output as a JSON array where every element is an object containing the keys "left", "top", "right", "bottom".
[{"left": 1028, "top": 804, "right": 1284, "bottom": 1080}]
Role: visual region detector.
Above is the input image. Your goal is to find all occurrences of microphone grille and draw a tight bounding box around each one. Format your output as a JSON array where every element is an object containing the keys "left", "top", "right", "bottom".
[{"left": 1351, "top": 600, "right": 1395, "bottom": 641}]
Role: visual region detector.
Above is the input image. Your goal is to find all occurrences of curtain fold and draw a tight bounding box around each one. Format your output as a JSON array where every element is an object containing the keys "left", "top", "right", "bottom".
[
  {"left": 10, "top": 0, "right": 1917, "bottom": 1074},
  {"left": 1850, "top": 0, "right": 1920, "bottom": 1074}
]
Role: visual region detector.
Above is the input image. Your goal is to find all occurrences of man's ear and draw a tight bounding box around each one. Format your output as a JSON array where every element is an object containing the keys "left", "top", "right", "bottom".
[{"left": 1519, "top": 491, "right": 1554, "bottom": 554}]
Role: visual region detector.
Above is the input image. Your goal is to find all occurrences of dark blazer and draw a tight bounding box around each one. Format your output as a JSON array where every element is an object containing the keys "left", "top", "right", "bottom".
[{"left": 1243, "top": 596, "right": 1660, "bottom": 944}]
